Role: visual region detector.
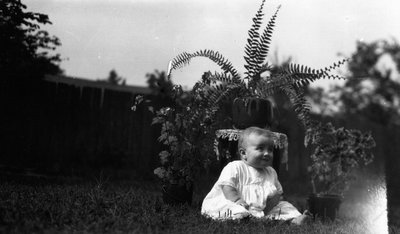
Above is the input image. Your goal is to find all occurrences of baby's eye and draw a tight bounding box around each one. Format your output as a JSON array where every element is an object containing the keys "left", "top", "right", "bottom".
[{"left": 258, "top": 146, "right": 268, "bottom": 151}]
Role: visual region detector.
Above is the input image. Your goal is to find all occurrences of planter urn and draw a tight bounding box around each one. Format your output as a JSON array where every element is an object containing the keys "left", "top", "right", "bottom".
[
  {"left": 232, "top": 98, "right": 274, "bottom": 129},
  {"left": 308, "top": 193, "right": 342, "bottom": 222}
]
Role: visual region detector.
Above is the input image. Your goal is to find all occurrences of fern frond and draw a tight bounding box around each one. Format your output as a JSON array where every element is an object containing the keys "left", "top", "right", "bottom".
[
  {"left": 254, "top": 79, "right": 280, "bottom": 98},
  {"left": 194, "top": 50, "right": 240, "bottom": 79},
  {"left": 207, "top": 72, "right": 243, "bottom": 85},
  {"left": 168, "top": 52, "right": 194, "bottom": 73},
  {"left": 256, "top": 75, "right": 315, "bottom": 129},
  {"left": 206, "top": 82, "right": 246, "bottom": 105},
  {"left": 168, "top": 50, "right": 240, "bottom": 80},
  {"left": 244, "top": 0, "right": 265, "bottom": 80},
  {"left": 259, "top": 62, "right": 274, "bottom": 74},
  {"left": 256, "top": 5, "right": 281, "bottom": 73},
  {"left": 274, "top": 58, "right": 349, "bottom": 88},
  {"left": 317, "top": 58, "right": 349, "bottom": 79},
  {"left": 285, "top": 64, "right": 321, "bottom": 87},
  {"left": 281, "top": 86, "right": 313, "bottom": 129},
  {"left": 254, "top": 72, "right": 297, "bottom": 98}
]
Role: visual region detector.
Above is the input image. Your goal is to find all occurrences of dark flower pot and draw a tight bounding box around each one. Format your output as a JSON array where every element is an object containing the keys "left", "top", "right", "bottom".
[
  {"left": 162, "top": 183, "right": 193, "bottom": 205},
  {"left": 232, "top": 98, "right": 273, "bottom": 129},
  {"left": 308, "top": 194, "right": 342, "bottom": 222}
]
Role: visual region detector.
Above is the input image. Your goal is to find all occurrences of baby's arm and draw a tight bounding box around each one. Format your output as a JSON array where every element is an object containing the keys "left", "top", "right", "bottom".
[{"left": 221, "top": 185, "right": 249, "bottom": 209}]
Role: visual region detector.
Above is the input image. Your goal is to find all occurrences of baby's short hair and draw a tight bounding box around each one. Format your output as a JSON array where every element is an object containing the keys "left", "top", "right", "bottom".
[{"left": 238, "top": 126, "right": 276, "bottom": 151}]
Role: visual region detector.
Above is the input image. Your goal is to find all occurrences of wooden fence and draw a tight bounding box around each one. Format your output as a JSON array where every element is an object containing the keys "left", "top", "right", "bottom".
[{"left": 1, "top": 75, "right": 162, "bottom": 178}]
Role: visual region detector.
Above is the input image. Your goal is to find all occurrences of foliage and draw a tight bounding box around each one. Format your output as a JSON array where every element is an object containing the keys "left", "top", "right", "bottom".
[
  {"left": 1, "top": 176, "right": 393, "bottom": 233},
  {"left": 135, "top": 75, "right": 222, "bottom": 186},
  {"left": 340, "top": 39, "right": 400, "bottom": 126},
  {"left": 146, "top": 70, "right": 174, "bottom": 98},
  {"left": 307, "top": 39, "right": 400, "bottom": 126},
  {"left": 97, "top": 69, "right": 126, "bottom": 85},
  {"left": 0, "top": 0, "right": 62, "bottom": 80},
  {"left": 166, "top": 0, "right": 347, "bottom": 132},
  {"left": 306, "top": 122, "right": 375, "bottom": 195},
  {"left": 107, "top": 69, "right": 126, "bottom": 85}
]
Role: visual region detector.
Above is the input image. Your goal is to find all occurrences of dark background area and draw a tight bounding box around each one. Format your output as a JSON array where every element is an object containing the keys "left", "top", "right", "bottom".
[
  {"left": 0, "top": 76, "right": 161, "bottom": 179},
  {"left": 0, "top": 75, "right": 392, "bottom": 182}
]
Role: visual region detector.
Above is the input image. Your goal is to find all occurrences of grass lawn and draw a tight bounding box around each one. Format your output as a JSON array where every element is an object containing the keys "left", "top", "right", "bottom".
[{"left": 0, "top": 173, "right": 393, "bottom": 234}]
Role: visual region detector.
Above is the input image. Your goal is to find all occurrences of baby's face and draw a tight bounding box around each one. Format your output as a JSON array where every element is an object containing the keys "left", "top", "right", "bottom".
[{"left": 241, "top": 133, "right": 274, "bottom": 169}]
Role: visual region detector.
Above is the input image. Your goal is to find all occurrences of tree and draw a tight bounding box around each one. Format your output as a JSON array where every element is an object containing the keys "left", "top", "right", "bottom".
[
  {"left": 0, "top": 0, "right": 62, "bottom": 82},
  {"left": 339, "top": 39, "right": 400, "bottom": 126},
  {"left": 146, "top": 70, "right": 174, "bottom": 98},
  {"left": 105, "top": 69, "right": 125, "bottom": 85},
  {"left": 308, "top": 39, "right": 400, "bottom": 126}
]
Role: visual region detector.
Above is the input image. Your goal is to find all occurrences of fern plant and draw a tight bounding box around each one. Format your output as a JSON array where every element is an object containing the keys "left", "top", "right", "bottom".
[{"left": 167, "top": 0, "right": 347, "bottom": 131}]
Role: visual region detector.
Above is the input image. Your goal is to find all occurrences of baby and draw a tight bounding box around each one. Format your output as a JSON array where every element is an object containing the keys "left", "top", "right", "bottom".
[{"left": 201, "top": 127, "right": 308, "bottom": 224}]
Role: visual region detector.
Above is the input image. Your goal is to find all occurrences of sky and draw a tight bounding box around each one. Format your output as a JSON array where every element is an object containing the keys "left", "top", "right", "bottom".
[{"left": 25, "top": 0, "right": 400, "bottom": 88}]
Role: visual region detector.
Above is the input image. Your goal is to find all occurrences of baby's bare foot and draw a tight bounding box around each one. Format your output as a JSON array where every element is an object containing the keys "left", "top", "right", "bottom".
[{"left": 291, "top": 214, "right": 312, "bottom": 225}]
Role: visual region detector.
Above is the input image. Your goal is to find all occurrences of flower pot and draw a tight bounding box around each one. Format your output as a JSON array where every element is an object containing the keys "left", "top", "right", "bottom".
[
  {"left": 232, "top": 98, "right": 273, "bottom": 129},
  {"left": 308, "top": 194, "right": 342, "bottom": 222},
  {"left": 162, "top": 183, "right": 193, "bottom": 205}
]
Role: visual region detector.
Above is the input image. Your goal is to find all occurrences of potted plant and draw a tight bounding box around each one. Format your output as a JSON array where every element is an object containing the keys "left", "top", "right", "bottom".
[
  {"left": 136, "top": 79, "right": 221, "bottom": 205},
  {"left": 305, "top": 122, "right": 376, "bottom": 221},
  {"left": 166, "top": 0, "right": 348, "bottom": 131}
]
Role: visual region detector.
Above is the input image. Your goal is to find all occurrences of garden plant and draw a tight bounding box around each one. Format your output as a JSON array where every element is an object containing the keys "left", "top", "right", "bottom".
[
  {"left": 147, "top": 80, "right": 223, "bottom": 204},
  {"left": 145, "top": 0, "right": 349, "bottom": 204},
  {"left": 305, "top": 122, "right": 376, "bottom": 221},
  {"left": 306, "top": 122, "right": 375, "bottom": 196}
]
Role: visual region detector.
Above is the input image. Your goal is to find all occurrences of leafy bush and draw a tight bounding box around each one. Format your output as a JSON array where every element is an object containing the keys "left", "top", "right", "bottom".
[
  {"left": 306, "top": 122, "right": 375, "bottom": 195},
  {"left": 135, "top": 78, "right": 222, "bottom": 187}
]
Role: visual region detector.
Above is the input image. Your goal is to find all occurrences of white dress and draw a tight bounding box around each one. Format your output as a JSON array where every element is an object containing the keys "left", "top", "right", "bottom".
[{"left": 201, "top": 160, "right": 301, "bottom": 220}]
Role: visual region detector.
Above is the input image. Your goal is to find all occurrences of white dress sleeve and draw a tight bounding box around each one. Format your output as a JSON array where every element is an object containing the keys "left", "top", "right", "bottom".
[
  {"left": 201, "top": 162, "right": 250, "bottom": 220},
  {"left": 216, "top": 162, "right": 238, "bottom": 188}
]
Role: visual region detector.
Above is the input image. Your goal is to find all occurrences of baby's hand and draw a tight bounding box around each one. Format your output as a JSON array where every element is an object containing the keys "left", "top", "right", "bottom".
[
  {"left": 264, "top": 193, "right": 282, "bottom": 214},
  {"left": 235, "top": 199, "right": 249, "bottom": 209}
]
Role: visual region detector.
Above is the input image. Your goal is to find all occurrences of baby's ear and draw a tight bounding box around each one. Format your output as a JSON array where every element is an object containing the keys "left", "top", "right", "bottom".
[{"left": 238, "top": 148, "right": 246, "bottom": 159}]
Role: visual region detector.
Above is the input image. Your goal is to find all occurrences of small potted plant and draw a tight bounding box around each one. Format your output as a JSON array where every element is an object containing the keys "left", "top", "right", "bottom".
[
  {"left": 137, "top": 79, "right": 220, "bottom": 205},
  {"left": 305, "top": 122, "right": 376, "bottom": 221}
]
